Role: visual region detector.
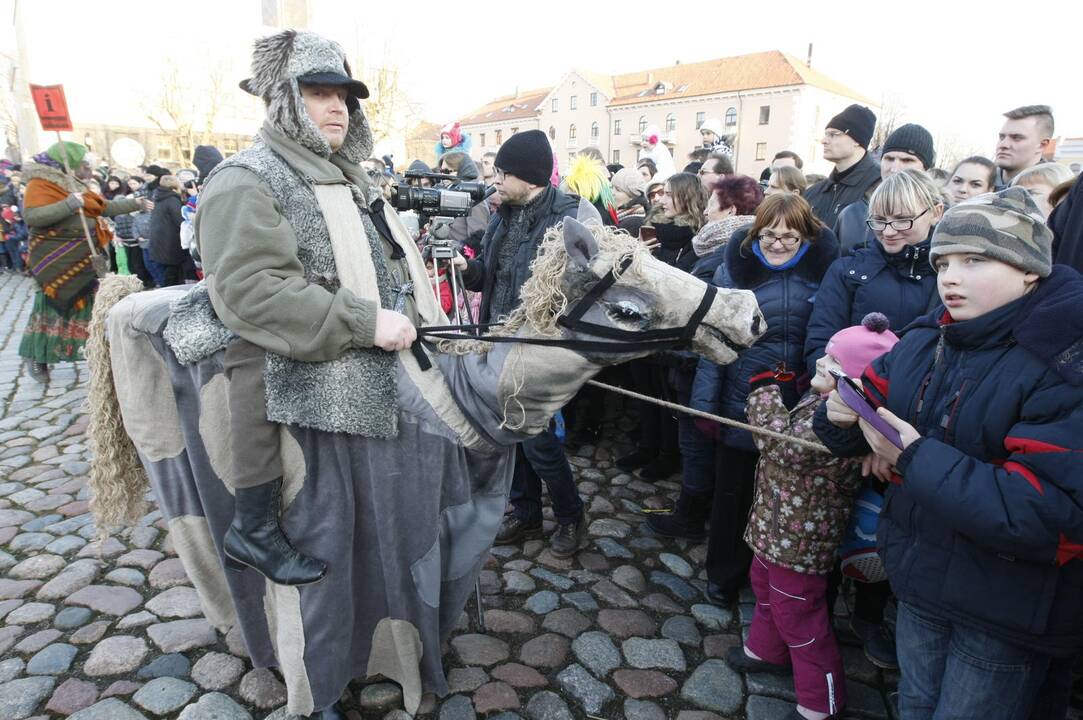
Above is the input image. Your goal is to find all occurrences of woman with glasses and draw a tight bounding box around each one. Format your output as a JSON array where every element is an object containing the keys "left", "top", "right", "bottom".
[
  {"left": 690, "top": 193, "right": 839, "bottom": 604},
  {"left": 801, "top": 169, "right": 942, "bottom": 671}
]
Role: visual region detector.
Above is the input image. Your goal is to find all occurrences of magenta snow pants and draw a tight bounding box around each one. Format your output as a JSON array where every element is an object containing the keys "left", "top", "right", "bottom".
[{"left": 747, "top": 554, "right": 848, "bottom": 715}]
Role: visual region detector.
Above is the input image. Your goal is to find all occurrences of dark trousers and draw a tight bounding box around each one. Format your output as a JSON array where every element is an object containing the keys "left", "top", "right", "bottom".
[
  {"left": 222, "top": 339, "right": 282, "bottom": 489},
  {"left": 124, "top": 246, "right": 154, "bottom": 288},
  {"left": 510, "top": 426, "right": 583, "bottom": 526},
  {"left": 161, "top": 263, "right": 184, "bottom": 287},
  {"left": 629, "top": 359, "right": 678, "bottom": 460},
  {"left": 674, "top": 373, "right": 714, "bottom": 496},
  {"left": 705, "top": 444, "right": 758, "bottom": 594}
]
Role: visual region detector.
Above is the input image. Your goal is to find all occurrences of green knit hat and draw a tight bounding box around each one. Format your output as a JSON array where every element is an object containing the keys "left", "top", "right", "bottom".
[
  {"left": 930, "top": 187, "right": 1053, "bottom": 278},
  {"left": 45, "top": 141, "right": 88, "bottom": 170}
]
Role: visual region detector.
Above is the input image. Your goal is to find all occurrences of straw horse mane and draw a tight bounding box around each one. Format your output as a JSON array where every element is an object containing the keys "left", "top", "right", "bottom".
[{"left": 439, "top": 222, "right": 649, "bottom": 354}]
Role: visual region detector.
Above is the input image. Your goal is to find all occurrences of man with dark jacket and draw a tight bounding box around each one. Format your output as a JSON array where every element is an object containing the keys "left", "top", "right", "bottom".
[
  {"left": 805, "top": 104, "right": 880, "bottom": 228},
  {"left": 1050, "top": 174, "right": 1082, "bottom": 273},
  {"left": 456, "top": 130, "right": 587, "bottom": 556}
]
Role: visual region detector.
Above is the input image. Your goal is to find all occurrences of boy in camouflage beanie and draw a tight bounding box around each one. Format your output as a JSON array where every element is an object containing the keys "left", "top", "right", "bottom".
[
  {"left": 931, "top": 186, "right": 1052, "bottom": 278},
  {"left": 819, "top": 185, "right": 1083, "bottom": 718}
]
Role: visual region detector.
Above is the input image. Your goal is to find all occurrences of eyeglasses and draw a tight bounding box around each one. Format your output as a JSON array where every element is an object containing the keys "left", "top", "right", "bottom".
[
  {"left": 758, "top": 233, "right": 803, "bottom": 248},
  {"left": 823, "top": 129, "right": 850, "bottom": 141},
  {"left": 866, "top": 207, "right": 930, "bottom": 232}
]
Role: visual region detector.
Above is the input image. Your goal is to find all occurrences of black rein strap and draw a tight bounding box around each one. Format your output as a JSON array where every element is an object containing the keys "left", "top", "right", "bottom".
[{"left": 410, "top": 256, "right": 721, "bottom": 371}]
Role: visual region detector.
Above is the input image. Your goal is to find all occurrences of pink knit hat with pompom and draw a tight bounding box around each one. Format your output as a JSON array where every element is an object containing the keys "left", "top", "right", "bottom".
[{"left": 825, "top": 313, "right": 900, "bottom": 378}]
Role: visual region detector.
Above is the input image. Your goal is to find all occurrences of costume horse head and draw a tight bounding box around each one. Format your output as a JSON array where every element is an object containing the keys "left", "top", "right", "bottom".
[{"left": 85, "top": 200, "right": 764, "bottom": 716}]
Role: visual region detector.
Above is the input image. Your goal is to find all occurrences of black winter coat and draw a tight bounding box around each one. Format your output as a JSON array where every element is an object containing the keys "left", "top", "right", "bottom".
[
  {"left": 653, "top": 221, "right": 697, "bottom": 272},
  {"left": 814, "top": 267, "right": 1083, "bottom": 655},
  {"left": 691, "top": 226, "right": 839, "bottom": 451},
  {"left": 1050, "top": 175, "right": 1083, "bottom": 274},
  {"left": 833, "top": 198, "right": 876, "bottom": 255},
  {"left": 803, "top": 237, "right": 938, "bottom": 377},
  {"left": 462, "top": 185, "right": 578, "bottom": 324},
  {"left": 805, "top": 153, "right": 881, "bottom": 228},
  {"left": 148, "top": 188, "right": 185, "bottom": 265}
]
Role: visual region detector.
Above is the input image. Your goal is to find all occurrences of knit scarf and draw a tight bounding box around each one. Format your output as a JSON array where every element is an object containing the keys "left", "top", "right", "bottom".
[{"left": 692, "top": 215, "right": 755, "bottom": 257}]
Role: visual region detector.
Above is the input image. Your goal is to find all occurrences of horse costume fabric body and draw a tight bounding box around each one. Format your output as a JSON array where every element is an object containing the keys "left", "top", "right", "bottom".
[{"left": 90, "top": 216, "right": 765, "bottom": 715}]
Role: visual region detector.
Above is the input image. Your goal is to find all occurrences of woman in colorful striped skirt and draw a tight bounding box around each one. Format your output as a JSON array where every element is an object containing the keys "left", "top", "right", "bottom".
[{"left": 18, "top": 141, "right": 144, "bottom": 381}]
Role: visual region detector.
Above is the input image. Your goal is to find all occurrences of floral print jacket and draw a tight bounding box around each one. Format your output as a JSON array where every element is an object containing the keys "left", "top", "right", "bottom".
[{"left": 743, "top": 385, "right": 863, "bottom": 575}]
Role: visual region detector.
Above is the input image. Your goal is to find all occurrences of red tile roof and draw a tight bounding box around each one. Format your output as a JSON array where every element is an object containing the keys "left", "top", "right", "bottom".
[{"left": 459, "top": 87, "right": 552, "bottom": 126}]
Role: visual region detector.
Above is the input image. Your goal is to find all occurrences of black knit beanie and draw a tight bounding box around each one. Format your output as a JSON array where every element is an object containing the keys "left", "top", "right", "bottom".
[
  {"left": 494, "top": 130, "right": 553, "bottom": 187},
  {"left": 826, "top": 105, "right": 877, "bottom": 149},
  {"left": 882, "top": 124, "right": 936, "bottom": 170}
]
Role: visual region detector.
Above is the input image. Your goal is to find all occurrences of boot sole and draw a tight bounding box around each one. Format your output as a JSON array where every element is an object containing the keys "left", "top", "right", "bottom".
[
  {"left": 222, "top": 551, "right": 328, "bottom": 586},
  {"left": 493, "top": 526, "right": 545, "bottom": 546}
]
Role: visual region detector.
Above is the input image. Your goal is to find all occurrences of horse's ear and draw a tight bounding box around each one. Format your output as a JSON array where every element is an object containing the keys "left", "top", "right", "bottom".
[
  {"left": 576, "top": 197, "right": 603, "bottom": 227},
  {"left": 563, "top": 217, "right": 599, "bottom": 268}
]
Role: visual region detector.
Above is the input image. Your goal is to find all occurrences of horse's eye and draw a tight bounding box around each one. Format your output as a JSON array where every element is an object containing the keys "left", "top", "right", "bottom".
[{"left": 606, "top": 300, "right": 645, "bottom": 322}]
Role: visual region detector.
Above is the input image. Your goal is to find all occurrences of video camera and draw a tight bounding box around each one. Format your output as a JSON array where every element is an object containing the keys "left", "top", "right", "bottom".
[{"left": 390, "top": 171, "right": 490, "bottom": 219}]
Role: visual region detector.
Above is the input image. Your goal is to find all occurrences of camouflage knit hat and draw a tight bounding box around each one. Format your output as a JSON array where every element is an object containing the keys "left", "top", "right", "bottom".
[{"left": 930, "top": 187, "right": 1053, "bottom": 277}]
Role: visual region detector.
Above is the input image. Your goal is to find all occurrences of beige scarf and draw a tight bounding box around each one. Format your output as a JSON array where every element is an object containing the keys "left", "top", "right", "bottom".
[{"left": 312, "top": 185, "right": 444, "bottom": 327}]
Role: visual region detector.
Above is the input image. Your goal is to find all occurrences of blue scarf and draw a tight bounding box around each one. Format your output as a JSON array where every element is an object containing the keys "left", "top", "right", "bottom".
[{"left": 752, "top": 241, "right": 811, "bottom": 271}]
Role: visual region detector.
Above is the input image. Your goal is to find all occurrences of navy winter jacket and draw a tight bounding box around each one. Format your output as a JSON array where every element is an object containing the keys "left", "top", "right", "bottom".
[
  {"left": 814, "top": 267, "right": 1083, "bottom": 655},
  {"left": 803, "top": 237, "right": 938, "bottom": 377},
  {"left": 691, "top": 226, "right": 839, "bottom": 452},
  {"left": 833, "top": 199, "right": 876, "bottom": 256}
]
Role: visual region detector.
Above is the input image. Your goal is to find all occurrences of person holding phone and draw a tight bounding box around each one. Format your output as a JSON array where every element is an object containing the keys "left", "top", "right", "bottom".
[
  {"left": 724, "top": 312, "right": 898, "bottom": 720},
  {"left": 815, "top": 188, "right": 1083, "bottom": 719}
]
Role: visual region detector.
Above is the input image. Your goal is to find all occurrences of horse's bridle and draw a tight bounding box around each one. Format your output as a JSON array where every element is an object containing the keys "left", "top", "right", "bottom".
[{"left": 412, "top": 254, "right": 740, "bottom": 370}]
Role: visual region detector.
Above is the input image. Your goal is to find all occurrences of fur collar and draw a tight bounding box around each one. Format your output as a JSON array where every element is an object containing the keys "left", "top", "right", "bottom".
[
  {"left": 21, "top": 161, "right": 82, "bottom": 193},
  {"left": 724, "top": 226, "right": 840, "bottom": 289},
  {"left": 243, "top": 30, "right": 373, "bottom": 164}
]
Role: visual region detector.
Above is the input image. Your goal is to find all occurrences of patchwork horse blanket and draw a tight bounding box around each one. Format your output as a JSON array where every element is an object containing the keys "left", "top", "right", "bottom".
[{"left": 105, "top": 286, "right": 542, "bottom": 716}]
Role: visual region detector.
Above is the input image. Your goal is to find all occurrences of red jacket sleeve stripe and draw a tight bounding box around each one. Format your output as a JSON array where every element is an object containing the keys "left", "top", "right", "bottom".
[
  {"left": 1003, "top": 460, "right": 1044, "bottom": 496},
  {"left": 1004, "top": 436, "right": 1071, "bottom": 455},
  {"left": 1056, "top": 534, "right": 1083, "bottom": 566}
]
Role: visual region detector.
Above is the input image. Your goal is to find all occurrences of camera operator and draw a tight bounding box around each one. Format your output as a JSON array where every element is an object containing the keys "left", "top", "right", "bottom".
[{"left": 451, "top": 130, "right": 588, "bottom": 557}]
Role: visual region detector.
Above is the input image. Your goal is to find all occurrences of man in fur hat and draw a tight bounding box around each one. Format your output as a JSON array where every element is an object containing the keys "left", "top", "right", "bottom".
[{"left": 195, "top": 30, "right": 434, "bottom": 640}]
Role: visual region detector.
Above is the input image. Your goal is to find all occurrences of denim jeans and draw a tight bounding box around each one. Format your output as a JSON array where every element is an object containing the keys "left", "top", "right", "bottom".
[
  {"left": 142, "top": 248, "right": 166, "bottom": 287},
  {"left": 676, "top": 394, "right": 714, "bottom": 495},
  {"left": 895, "top": 601, "right": 1060, "bottom": 720},
  {"left": 509, "top": 426, "right": 583, "bottom": 526},
  {"left": 4, "top": 237, "right": 24, "bottom": 271}
]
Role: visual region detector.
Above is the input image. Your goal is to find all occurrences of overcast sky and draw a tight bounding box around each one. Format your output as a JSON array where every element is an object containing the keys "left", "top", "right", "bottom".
[{"left": 5, "top": 0, "right": 1081, "bottom": 160}]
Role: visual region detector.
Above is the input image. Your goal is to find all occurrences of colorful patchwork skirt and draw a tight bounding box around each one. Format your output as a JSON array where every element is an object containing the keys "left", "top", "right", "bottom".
[{"left": 18, "top": 290, "right": 93, "bottom": 364}]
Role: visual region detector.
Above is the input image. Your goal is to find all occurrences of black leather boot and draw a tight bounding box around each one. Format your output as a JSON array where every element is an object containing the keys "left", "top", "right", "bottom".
[
  {"left": 646, "top": 490, "right": 710, "bottom": 540},
  {"left": 223, "top": 477, "right": 327, "bottom": 586}
]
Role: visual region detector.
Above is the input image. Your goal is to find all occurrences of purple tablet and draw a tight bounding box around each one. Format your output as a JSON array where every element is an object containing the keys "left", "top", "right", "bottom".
[{"left": 830, "top": 370, "right": 904, "bottom": 450}]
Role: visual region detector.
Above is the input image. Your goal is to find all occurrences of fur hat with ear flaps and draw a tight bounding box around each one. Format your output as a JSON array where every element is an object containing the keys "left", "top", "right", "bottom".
[{"left": 239, "top": 30, "right": 373, "bottom": 163}]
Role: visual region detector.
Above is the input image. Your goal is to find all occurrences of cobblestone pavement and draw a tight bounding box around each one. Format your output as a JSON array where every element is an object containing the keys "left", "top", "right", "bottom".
[{"left": 0, "top": 270, "right": 1079, "bottom": 720}]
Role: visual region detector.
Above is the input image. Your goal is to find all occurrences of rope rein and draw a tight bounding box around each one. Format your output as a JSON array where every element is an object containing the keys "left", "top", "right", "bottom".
[{"left": 585, "top": 379, "right": 831, "bottom": 454}]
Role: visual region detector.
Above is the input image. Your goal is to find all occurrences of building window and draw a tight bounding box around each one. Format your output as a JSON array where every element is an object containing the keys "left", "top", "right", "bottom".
[
  {"left": 725, "top": 107, "right": 737, "bottom": 126},
  {"left": 569, "top": 124, "right": 577, "bottom": 142},
  {"left": 614, "top": 119, "right": 622, "bottom": 136},
  {"left": 548, "top": 126, "right": 556, "bottom": 140},
  {"left": 665, "top": 113, "right": 677, "bottom": 133},
  {"left": 570, "top": 95, "right": 577, "bottom": 110},
  {"left": 511, "top": 127, "right": 518, "bottom": 135},
  {"left": 158, "top": 144, "right": 173, "bottom": 160},
  {"left": 638, "top": 116, "right": 648, "bottom": 135},
  {"left": 756, "top": 142, "right": 767, "bottom": 161},
  {"left": 696, "top": 112, "right": 705, "bottom": 129},
  {"left": 759, "top": 106, "right": 771, "bottom": 125},
  {"left": 552, "top": 98, "right": 558, "bottom": 112},
  {"left": 590, "top": 122, "right": 599, "bottom": 141},
  {"left": 590, "top": 92, "right": 598, "bottom": 107},
  {"left": 480, "top": 133, "right": 486, "bottom": 146},
  {"left": 612, "top": 149, "right": 620, "bottom": 164},
  {"left": 495, "top": 129, "right": 503, "bottom": 144}
]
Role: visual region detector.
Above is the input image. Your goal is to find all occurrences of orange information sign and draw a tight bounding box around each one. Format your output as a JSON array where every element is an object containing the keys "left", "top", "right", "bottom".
[{"left": 30, "top": 84, "right": 73, "bottom": 131}]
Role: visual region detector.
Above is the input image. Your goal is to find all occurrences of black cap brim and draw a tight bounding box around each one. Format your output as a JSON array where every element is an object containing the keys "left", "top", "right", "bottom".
[{"left": 297, "top": 72, "right": 369, "bottom": 99}]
